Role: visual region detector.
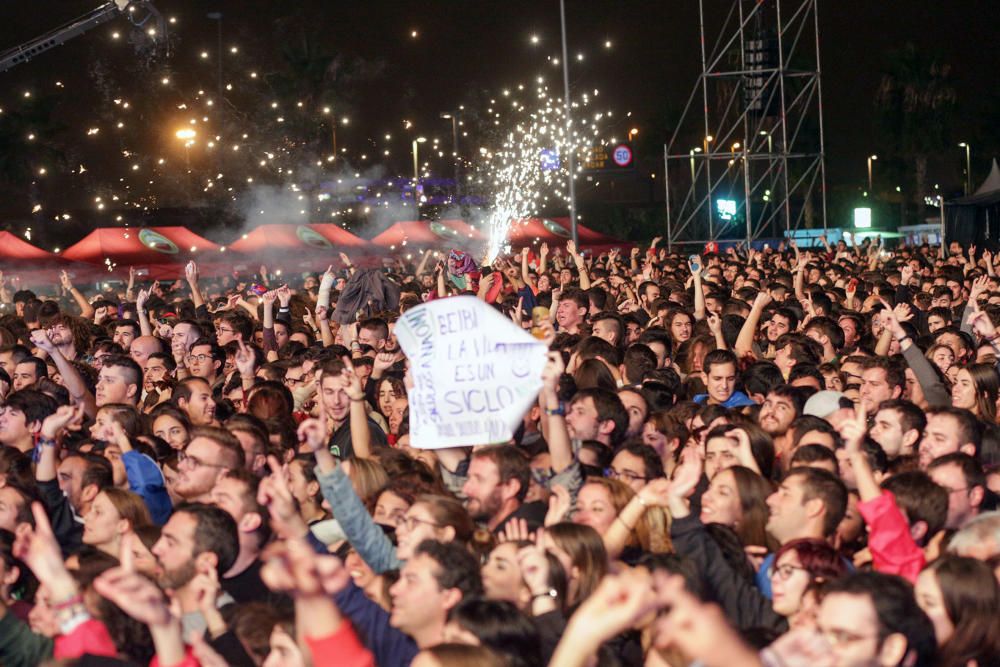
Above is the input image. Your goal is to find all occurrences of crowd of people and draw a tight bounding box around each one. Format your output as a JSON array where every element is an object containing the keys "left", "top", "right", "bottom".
[{"left": 0, "top": 232, "right": 998, "bottom": 667}]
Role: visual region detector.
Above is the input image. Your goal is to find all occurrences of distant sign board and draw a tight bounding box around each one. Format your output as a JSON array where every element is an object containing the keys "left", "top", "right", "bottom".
[
  {"left": 580, "top": 143, "right": 635, "bottom": 172},
  {"left": 612, "top": 144, "right": 633, "bottom": 167}
]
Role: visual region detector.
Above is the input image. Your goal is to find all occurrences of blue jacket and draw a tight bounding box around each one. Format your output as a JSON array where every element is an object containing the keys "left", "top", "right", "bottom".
[
  {"left": 123, "top": 451, "right": 172, "bottom": 525},
  {"left": 334, "top": 579, "right": 418, "bottom": 667},
  {"left": 693, "top": 391, "right": 757, "bottom": 409}
]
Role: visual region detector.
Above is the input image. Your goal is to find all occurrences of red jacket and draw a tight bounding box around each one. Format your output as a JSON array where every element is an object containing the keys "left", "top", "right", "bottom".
[
  {"left": 305, "top": 621, "right": 375, "bottom": 667},
  {"left": 857, "top": 490, "right": 925, "bottom": 583}
]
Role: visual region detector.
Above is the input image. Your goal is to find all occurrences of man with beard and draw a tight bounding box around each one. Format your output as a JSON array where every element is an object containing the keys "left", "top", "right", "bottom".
[
  {"left": 461, "top": 445, "right": 546, "bottom": 534},
  {"left": 759, "top": 385, "right": 806, "bottom": 466},
  {"left": 173, "top": 426, "right": 245, "bottom": 503},
  {"left": 563, "top": 388, "right": 629, "bottom": 449},
  {"left": 44, "top": 314, "right": 85, "bottom": 361},
  {"left": 151, "top": 502, "right": 239, "bottom": 636}
]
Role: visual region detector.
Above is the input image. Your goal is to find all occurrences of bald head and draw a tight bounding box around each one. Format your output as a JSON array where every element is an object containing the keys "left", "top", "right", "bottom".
[{"left": 130, "top": 335, "right": 165, "bottom": 369}]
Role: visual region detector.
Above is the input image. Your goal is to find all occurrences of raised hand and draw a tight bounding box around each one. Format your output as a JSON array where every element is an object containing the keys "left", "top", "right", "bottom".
[
  {"left": 706, "top": 312, "right": 722, "bottom": 335},
  {"left": 319, "top": 265, "right": 336, "bottom": 292},
  {"left": 136, "top": 286, "right": 151, "bottom": 311},
  {"left": 338, "top": 252, "right": 352, "bottom": 267},
  {"left": 753, "top": 290, "right": 773, "bottom": 310},
  {"left": 276, "top": 284, "right": 292, "bottom": 308},
  {"left": 41, "top": 403, "right": 84, "bottom": 439},
  {"left": 341, "top": 366, "right": 364, "bottom": 401},
  {"left": 59, "top": 270, "right": 73, "bottom": 291},
  {"left": 968, "top": 302, "right": 998, "bottom": 340},
  {"left": 185, "top": 261, "right": 199, "bottom": 284},
  {"left": 234, "top": 339, "right": 256, "bottom": 378},
  {"left": 498, "top": 517, "right": 533, "bottom": 544},
  {"left": 566, "top": 240, "right": 577, "bottom": 257},
  {"left": 637, "top": 477, "right": 673, "bottom": 508},
  {"left": 257, "top": 456, "right": 306, "bottom": 539},
  {"left": 14, "top": 504, "right": 74, "bottom": 590},
  {"left": 260, "top": 538, "right": 351, "bottom": 598},
  {"left": 839, "top": 402, "right": 867, "bottom": 456},
  {"left": 892, "top": 302, "right": 913, "bottom": 323},
  {"left": 541, "top": 351, "right": 566, "bottom": 393},
  {"left": 297, "top": 418, "right": 328, "bottom": 453},
  {"left": 669, "top": 447, "right": 704, "bottom": 500},
  {"left": 517, "top": 544, "right": 553, "bottom": 595},
  {"left": 730, "top": 428, "right": 761, "bottom": 475},
  {"left": 30, "top": 328, "right": 56, "bottom": 354},
  {"left": 969, "top": 274, "right": 989, "bottom": 301},
  {"left": 544, "top": 484, "right": 572, "bottom": 526}
]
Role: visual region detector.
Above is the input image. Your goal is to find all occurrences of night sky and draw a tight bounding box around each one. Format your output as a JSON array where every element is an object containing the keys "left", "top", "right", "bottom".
[{"left": 0, "top": 0, "right": 996, "bottom": 238}]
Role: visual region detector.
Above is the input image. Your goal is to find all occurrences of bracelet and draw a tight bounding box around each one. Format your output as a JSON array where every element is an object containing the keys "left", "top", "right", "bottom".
[
  {"left": 348, "top": 396, "right": 366, "bottom": 403},
  {"left": 36, "top": 435, "right": 57, "bottom": 448},
  {"left": 544, "top": 403, "right": 565, "bottom": 417},
  {"left": 52, "top": 594, "right": 83, "bottom": 611},
  {"left": 635, "top": 494, "right": 648, "bottom": 507},
  {"left": 532, "top": 589, "right": 558, "bottom": 601},
  {"left": 896, "top": 335, "right": 911, "bottom": 343},
  {"left": 988, "top": 333, "right": 1000, "bottom": 343}
]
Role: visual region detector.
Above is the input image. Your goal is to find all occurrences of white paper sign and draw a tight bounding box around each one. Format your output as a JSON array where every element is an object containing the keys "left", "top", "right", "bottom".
[{"left": 395, "top": 295, "right": 548, "bottom": 449}]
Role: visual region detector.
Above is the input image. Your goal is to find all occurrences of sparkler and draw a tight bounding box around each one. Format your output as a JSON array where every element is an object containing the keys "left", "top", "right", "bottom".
[{"left": 476, "top": 82, "right": 603, "bottom": 264}]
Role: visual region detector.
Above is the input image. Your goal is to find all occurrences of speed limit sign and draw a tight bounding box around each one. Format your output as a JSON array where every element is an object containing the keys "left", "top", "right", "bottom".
[{"left": 612, "top": 144, "right": 633, "bottom": 167}]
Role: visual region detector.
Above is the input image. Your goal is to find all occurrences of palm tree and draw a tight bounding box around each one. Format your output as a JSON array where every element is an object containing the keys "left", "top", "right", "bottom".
[{"left": 874, "top": 43, "right": 957, "bottom": 221}]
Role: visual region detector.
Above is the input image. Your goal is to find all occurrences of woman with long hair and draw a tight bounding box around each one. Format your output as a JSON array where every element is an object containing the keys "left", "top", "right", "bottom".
[
  {"left": 699, "top": 465, "right": 776, "bottom": 550},
  {"left": 573, "top": 477, "right": 671, "bottom": 559},
  {"left": 541, "top": 522, "right": 609, "bottom": 608},
  {"left": 915, "top": 555, "right": 1000, "bottom": 667},
  {"left": 82, "top": 488, "right": 153, "bottom": 559},
  {"left": 951, "top": 363, "right": 1000, "bottom": 423}
]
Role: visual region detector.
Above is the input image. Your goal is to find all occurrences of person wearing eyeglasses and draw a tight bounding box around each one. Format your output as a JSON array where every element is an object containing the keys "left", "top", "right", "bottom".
[
  {"left": 173, "top": 426, "right": 245, "bottom": 503},
  {"left": 815, "top": 572, "right": 936, "bottom": 667},
  {"left": 605, "top": 443, "right": 663, "bottom": 493},
  {"left": 215, "top": 311, "right": 252, "bottom": 347},
  {"left": 184, "top": 338, "right": 224, "bottom": 389}
]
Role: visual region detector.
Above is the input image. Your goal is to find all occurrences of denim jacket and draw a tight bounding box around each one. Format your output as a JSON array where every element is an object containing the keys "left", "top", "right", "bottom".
[{"left": 316, "top": 466, "right": 402, "bottom": 574}]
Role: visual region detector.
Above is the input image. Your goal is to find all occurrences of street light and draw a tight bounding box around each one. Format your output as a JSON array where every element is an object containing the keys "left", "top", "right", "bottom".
[
  {"left": 440, "top": 112, "right": 460, "bottom": 205},
  {"left": 175, "top": 128, "right": 196, "bottom": 168},
  {"left": 412, "top": 137, "right": 427, "bottom": 217},
  {"left": 689, "top": 147, "right": 702, "bottom": 185},
  {"left": 867, "top": 154, "right": 878, "bottom": 196},
  {"left": 628, "top": 127, "right": 639, "bottom": 142},
  {"left": 559, "top": 0, "right": 578, "bottom": 245},
  {"left": 959, "top": 142, "right": 971, "bottom": 195}
]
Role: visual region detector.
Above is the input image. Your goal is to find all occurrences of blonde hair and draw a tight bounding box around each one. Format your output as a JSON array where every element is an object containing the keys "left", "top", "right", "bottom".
[
  {"left": 582, "top": 477, "right": 672, "bottom": 554},
  {"left": 347, "top": 457, "right": 389, "bottom": 504}
]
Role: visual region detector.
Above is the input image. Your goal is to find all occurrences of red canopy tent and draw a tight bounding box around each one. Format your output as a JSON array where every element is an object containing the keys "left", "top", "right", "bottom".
[
  {"left": 62, "top": 227, "right": 223, "bottom": 280},
  {"left": 547, "top": 217, "right": 631, "bottom": 251},
  {"left": 370, "top": 220, "right": 482, "bottom": 250},
  {"left": 505, "top": 217, "right": 629, "bottom": 252},
  {"left": 438, "top": 219, "right": 485, "bottom": 241},
  {"left": 0, "top": 231, "right": 96, "bottom": 286},
  {"left": 227, "top": 224, "right": 371, "bottom": 271}
]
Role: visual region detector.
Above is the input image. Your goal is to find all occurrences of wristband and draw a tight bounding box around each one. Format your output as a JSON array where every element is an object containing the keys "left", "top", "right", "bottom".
[
  {"left": 532, "top": 589, "right": 559, "bottom": 601},
  {"left": 544, "top": 403, "right": 565, "bottom": 417}
]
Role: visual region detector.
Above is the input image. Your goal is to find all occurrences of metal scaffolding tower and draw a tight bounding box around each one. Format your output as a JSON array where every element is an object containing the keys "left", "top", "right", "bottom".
[{"left": 663, "top": 0, "right": 827, "bottom": 248}]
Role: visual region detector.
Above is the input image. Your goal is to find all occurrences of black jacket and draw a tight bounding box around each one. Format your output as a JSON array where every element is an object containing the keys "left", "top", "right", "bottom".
[{"left": 671, "top": 514, "right": 788, "bottom": 633}]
